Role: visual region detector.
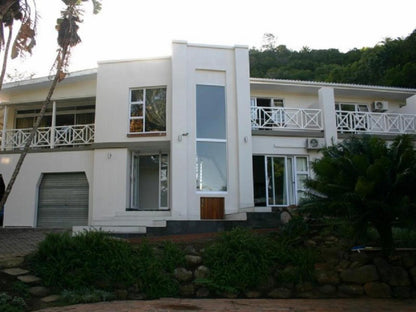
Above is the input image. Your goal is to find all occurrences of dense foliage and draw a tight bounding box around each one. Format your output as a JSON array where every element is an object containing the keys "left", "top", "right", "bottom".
[
  {"left": 250, "top": 29, "right": 416, "bottom": 88},
  {"left": 200, "top": 226, "right": 316, "bottom": 294},
  {"left": 301, "top": 135, "right": 416, "bottom": 253},
  {"left": 30, "top": 231, "right": 184, "bottom": 299}
]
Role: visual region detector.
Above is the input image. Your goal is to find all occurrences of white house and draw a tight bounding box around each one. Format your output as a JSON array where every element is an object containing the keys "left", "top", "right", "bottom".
[{"left": 1, "top": 41, "right": 416, "bottom": 233}]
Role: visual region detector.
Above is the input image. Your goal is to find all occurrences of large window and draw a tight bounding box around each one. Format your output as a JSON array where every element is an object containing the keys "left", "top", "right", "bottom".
[
  {"left": 253, "top": 155, "right": 309, "bottom": 206},
  {"left": 130, "top": 153, "right": 169, "bottom": 210},
  {"left": 196, "top": 85, "right": 227, "bottom": 192},
  {"left": 129, "top": 87, "right": 166, "bottom": 133}
]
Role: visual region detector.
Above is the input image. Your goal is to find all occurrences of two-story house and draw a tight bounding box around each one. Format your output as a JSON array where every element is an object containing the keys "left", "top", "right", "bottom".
[{"left": 1, "top": 41, "right": 415, "bottom": 233}]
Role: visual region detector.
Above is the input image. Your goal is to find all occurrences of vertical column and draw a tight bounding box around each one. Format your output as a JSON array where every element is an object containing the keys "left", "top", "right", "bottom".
[
  {"left": 1, "top": 105, "right": 8, "bottom": 151},
  {"left": 170, "top": 41, "right": 188, "bottom": 218},
  {"left": 234, "top": 46, "right": 254, "bottom": 209},
  {"left": 318, "top": 87, "right": 337, "bottom": 146},
  {"left": 50, "top": 101, "right": 56, "bottom": 149}
]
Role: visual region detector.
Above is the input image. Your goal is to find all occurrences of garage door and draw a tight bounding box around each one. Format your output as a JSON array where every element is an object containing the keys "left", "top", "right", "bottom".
[{"left": 37, "top": 172, "right": 89, "bottom": 228}]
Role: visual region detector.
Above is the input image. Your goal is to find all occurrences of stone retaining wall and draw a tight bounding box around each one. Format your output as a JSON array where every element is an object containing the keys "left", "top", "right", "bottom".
[{"left": 171, "top": 245, "right": 416, "bottom": 299}]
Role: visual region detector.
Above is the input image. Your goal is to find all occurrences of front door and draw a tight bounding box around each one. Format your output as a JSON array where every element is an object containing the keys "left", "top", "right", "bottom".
[{"left": 130, "top": 153, "right": 168, "bottom": 210}]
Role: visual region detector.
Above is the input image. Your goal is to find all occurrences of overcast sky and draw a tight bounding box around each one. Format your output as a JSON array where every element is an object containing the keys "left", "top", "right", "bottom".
[{"left": 4, "top": 0, "right": 416, "bottom": 78}]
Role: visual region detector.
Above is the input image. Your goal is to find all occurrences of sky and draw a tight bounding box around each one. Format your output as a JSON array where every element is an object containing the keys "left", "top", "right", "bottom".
[{"left": 4, "top": 0, "right": 416, "bottom": 78}]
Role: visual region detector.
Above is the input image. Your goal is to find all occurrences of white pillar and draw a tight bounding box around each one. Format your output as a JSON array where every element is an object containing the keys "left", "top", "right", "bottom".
[
  {"left": 1, "top": 105, "right": 8, "bottom": 151},
  {"left": 234, "top": 45, "right": 254, "bottom": 209},
  {"left": 318, "top": 87, "right": 337, "bottom": 146},
  {"left": 50, "top": 101, "right": 56, "bottom": 148}
]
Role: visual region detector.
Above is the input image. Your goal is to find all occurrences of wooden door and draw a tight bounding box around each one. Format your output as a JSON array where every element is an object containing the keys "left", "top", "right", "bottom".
[{"left": 200, "top": 197, "right": 224, "bottom": 219}]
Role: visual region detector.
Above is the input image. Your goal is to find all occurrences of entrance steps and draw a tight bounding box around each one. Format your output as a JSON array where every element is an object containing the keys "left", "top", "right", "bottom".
[{"left": 73, "top": 210, "right": 282, "bottom": 236}]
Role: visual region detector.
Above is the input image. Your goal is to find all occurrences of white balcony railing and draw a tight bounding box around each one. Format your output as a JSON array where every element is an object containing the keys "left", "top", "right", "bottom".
[
  {"left": 336, "top": 111, "right": 416, "bottom": 134},
  {"left": 251, "top": 106, "right": 323, "bottom": 131},
  {"left": 1, "top": 124, "right": 95, "bottom": 150}
]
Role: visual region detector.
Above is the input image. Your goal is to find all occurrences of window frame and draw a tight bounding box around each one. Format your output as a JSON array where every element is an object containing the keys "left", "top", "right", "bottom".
[
  {"left": 128, "top": 86, "right": 167, "bottom": 134},
  {"left": 195, "top": 84, "right": 228, "bottom": 193}
]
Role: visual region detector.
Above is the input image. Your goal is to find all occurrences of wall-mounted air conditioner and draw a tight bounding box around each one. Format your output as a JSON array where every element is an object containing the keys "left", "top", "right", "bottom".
[
  {"left": 306, "top": 138, "right": 325, "bottom": 150},
  {"left": 372, "top": 101, "right": 388, "bottom": 112}
]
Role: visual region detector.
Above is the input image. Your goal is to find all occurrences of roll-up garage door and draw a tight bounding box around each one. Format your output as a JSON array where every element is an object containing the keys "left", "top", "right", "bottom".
[{"left": 37, "top": 172, "right": 89, "bottom": 228}]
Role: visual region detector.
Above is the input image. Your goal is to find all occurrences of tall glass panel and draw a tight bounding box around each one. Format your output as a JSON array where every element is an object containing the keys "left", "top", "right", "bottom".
[
  {"left": 196, "top": 85, "right": 226, "bottom": 140},
  {"left": 267, "top": 157, "right": 286, "bottom": 205},
  {"left": 160, "top": 154, "right": 169, "bottom": 208},
  {"left": 196, "top": 142, "right": 227, "bottom": 192},
  {"left": 145, "top": 88, "right": 166, "bottom": 132}
]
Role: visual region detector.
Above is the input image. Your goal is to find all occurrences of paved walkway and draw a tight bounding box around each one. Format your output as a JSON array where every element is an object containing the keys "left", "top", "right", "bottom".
[{"left": 34, "top": 298, "right": 416, "bottom": 312}]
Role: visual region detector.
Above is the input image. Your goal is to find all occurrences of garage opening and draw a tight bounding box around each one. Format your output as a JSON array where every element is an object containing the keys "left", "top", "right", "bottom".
[{"left": 37, "top": 172, "right": 89, "bottom": 228}]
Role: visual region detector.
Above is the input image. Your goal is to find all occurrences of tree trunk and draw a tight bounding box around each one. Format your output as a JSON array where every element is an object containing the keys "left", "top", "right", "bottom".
[
  {"left": 0, "top": 49, "right": 68, "bottom": 212},
  {"left": 374, "top": 221, "right": 394, "bottom": 256},
  {"left": 0, "top": 25, "right": 13, "bottom": 90}
]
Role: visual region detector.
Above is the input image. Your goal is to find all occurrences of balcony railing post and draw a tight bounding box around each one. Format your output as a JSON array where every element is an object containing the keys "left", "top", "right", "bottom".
[
  {"left": 1, "top": 105, "right": 8, "bottom": 151},
  {"left": 50, "top": 101, "right": 56, "bottom": 149}
]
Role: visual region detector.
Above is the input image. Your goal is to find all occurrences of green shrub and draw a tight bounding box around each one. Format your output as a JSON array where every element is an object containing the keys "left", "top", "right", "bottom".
[
  {"left": 30, "top": 231, "right": 138, "bottom": 289},
  {"left": 0, "top": 292, "right": 26, "bottom": 312},
  {"left": 202, "top": 227, "right": 274, "bottom": 293},
  {"left": 135, "top": 241, "right": 183, "bottom": 299},
  {"left": 30, "top": 231, "right": 185, "bottom": 299}
]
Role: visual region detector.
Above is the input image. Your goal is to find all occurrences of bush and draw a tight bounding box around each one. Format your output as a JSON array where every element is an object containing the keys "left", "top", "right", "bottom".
[
  {"left": 30, "top": 231, "right": 138, "bottom": 290},
  {"left": 134, "top": 241, "right": 184, "bottom": 299},
  {"left": 201, "top": 228, "right": 274, "bottom": 293},
  {"left": 30, "top": 231, "right": 185, "bottom": 299},
  {"left": 0, "top": 293, "right": 26, "bottom": 312}
]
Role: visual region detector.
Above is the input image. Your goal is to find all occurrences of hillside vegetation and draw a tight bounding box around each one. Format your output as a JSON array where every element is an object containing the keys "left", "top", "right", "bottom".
[{"left": 249, "top": 30, "right": 416, "bottom": 88}]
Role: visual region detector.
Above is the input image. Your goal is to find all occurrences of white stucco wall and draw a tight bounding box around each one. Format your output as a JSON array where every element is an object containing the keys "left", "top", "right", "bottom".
[
  {"left": 1, "top": 150, "right": 94, "bottom": 227},
  {"left": 95, "top": 58, "right": 172, "bottom": 143},
  {"left": 171, "top": 42, "right": 254, "bottom": 219}
]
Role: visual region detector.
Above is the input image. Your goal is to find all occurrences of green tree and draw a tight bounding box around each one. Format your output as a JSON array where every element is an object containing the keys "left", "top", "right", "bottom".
[
  {"left": 301, "top": 135, "right": 416, "bottom": 254},
  {"left": 0, "top": 0, "right": 101, "bottom": 212}
]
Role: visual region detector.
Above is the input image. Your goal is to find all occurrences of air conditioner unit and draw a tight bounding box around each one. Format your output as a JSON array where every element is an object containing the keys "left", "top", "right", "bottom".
[
  {"left": 306, "top": 138, "right": 325, "bottom": 150},
  {"left": 372, "top": 101, "right": 388, "bottom": 112}
]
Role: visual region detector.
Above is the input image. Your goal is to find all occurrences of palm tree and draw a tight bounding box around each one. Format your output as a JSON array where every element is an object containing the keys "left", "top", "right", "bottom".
[
  {"left": 0, "top": 0, "right": 101, "bottom": 212},
  {"left": 301, "top": 135, "right": 416, "bottom": 254}
]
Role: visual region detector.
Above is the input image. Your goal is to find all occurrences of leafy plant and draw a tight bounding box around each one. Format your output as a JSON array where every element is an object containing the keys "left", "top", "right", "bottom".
[
  {"left": 202, "top": 228, "right": 274, "bottom": 293},
  {"left": 302, "top": 135, "right": 416, "bottom": 254},
  {"left": 0, "top": 292, "right": 26, "bottom": 312}
]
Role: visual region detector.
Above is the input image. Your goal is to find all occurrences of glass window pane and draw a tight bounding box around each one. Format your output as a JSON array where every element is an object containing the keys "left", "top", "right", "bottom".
[
  {"left": 196, "top": 142, "right": 227, "bottom": 192},
  {"left": 160, "top": 154, "right": 169, "bottom": 208},
  {"left": 130, "top": 104, "right": 143, "bottom": 117},
  {"left": 297, "top": 174, "right": 308, "bottom": 190},
  {"left": 130, "top": 119, "right": 143, "bottom": 132},
  {"left": 267, "top": 157, "right": 286, "bottom": 205},
  {"left": 296, "top": 157, "right": 308, "bottom": 172},
  {"left": 145, "top": 88, "right": 166, "bottom": 132},
  {"left": 196, "top": 85, "right": 226, "bottom": 139},
  {"left": 76, "top": 113, "right": 95, "bottom": 125},
  {"left": 131, "top": 89, "right": 143, "bottom": 102}
]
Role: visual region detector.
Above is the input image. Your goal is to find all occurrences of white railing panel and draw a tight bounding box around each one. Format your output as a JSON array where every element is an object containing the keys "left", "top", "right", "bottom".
[
  {"left": 251, "top": 107, "right": 323, "bottom": 131},
  {"left": 336, "top": 111, "right": 416, "bottom": 134},
  {"left": 2, "top": 124, "right": 95, "bottom": 150}
]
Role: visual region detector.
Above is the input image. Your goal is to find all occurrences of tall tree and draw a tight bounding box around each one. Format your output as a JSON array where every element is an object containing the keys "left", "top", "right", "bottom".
[{"left": 0, "top": 0, "right": 101, "bottom": 213}]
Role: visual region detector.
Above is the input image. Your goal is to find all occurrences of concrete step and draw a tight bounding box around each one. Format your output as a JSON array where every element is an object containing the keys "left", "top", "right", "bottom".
[
  {"left": 92, "top": 219, "right": 167, "bottom": 227},
  {"left": 73, "top": 225, "right": 147, "bottom": 234}
]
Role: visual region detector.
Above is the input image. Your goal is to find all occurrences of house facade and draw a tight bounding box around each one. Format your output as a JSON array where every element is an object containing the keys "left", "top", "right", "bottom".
[{"left": 1, "top": 41, "right": 416, "bottom": 232}]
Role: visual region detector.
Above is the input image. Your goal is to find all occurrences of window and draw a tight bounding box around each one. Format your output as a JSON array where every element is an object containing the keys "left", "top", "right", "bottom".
[
  {"left": 196, "top": 85, "right": 227, "bottom": 192},
  {"left": 253, "top": 155, "right": 309, "bottom": 206},
  {"left": 130, "top": 153, "right": 169, "bottom": 210},
  {"left": 129, "top": 87, "right": 166, "bottom": 133}
]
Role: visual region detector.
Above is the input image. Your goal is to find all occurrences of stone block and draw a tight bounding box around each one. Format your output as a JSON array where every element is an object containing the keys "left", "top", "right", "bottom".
[
  {"left": 194, "top": 265, "right": 209, "bottom": 279},
  {"left": 340, "top": 265, "right": 379, "bottom": 284},
  {"left": 174, "top": 267, "right": 193, "bottom": 282},
  {"left": 338, "top": 284, "right": 364, "bottom": 296},
  {"left": 41, "top": 295, "right": 61, "bottom": 303},
  {"left": 29, "top": 286, "right": 50, "bottom": 297},
  {"left": 364, "top": 282, "right": 391, "bottom": 298},
  {"left": 17, "top": 275, "right": 41, "bottom": 284},
  {"left": 0, "top": 256, "right": 24, "bottom": 269},
  {"left": 2, "top": 268, "right": 29, "bottom": 276},
  {"left": 185, "top": 255, "right": 202, "bottom": 266}
]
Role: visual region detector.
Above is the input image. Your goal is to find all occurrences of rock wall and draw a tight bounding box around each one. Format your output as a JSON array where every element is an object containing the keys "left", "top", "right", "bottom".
[{"left": 172, "top": 244, "right": 416, "bottom": 299}]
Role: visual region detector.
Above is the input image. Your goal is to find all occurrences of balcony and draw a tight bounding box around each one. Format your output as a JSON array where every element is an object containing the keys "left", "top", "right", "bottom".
[
  {"left": 251, "top": 106, "right": 323, "bottom": 131},
  {"left": 1, "top": 124, "right": 95, "bottom": 151},
  {"left": 336, "top": 111, "right": 416, "bottom": 134}
]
